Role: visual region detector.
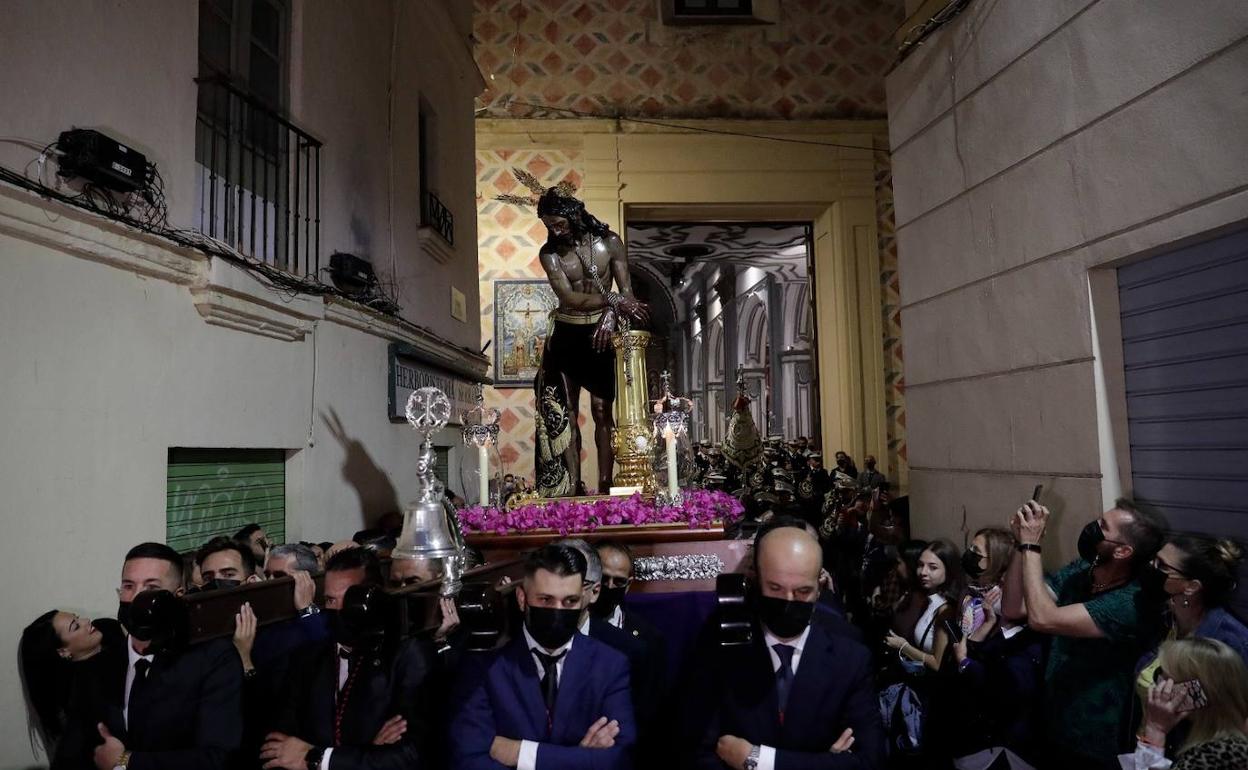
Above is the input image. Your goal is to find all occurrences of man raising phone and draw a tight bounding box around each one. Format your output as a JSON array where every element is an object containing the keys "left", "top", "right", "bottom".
[{"left": 1001, "top": 496, "right": 1168, "bottom": 769}]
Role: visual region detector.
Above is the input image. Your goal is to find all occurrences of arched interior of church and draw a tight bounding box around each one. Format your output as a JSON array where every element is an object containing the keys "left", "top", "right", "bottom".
[{"left": 2, "top": 1, "right": 1247, "bottom": 768}]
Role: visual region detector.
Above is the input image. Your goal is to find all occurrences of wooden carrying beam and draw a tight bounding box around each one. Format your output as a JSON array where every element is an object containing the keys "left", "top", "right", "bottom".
[{"left": 185, "top": 557, "right": 526, "bottom": 644}]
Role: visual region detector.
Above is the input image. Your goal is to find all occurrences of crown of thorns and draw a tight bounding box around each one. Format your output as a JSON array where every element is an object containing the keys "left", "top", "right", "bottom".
[{"left": 493, "top": 167, "right": 578, "bottom": 209}]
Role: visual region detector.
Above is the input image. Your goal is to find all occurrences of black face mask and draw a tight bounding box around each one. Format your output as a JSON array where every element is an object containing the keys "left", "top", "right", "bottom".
[
  {"left": 757, "top": 595, "right": 815, "bottom": 639},
  {"left": 1078, "top": 520, "right": 1107, "bottom": 564},
  {"left": 192, "top": 578, "right": 242, "bottom": 593},
  {"left": 117, "top": 601, "right": 132, "bottom": 632},
  {"left": 526, "top": 606, "right": 581, "bottom": 650},
  {"left": 591, "top": 585, "right": 627, "bottom": 618},
  {"left": 961, "top": 550, "right": 986, "bottom": 579}
]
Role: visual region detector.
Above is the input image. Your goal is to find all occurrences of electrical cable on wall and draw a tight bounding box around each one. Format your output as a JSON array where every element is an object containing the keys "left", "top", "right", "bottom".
[
  {"left": 896, "top": 0, "right": 974, "bottom": 60},
  {"left": 0, "top": 144, "right": 486, "bottom": 366},
  {"left": 307, "top": 320, "right": 319, "bottom": 448},
  {"left": 491, "top": 97, "right": 888, "bottom": 154}
]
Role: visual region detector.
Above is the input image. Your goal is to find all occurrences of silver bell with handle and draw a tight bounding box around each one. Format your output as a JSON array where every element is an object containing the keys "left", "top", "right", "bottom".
[{"left": 393, "top": 386, "right": 466, "bottom": 596}]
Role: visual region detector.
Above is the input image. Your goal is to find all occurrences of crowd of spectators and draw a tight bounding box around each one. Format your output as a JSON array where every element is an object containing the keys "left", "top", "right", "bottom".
[{"left": 17, "top": 465, "right": 1248, "bottom": 770}]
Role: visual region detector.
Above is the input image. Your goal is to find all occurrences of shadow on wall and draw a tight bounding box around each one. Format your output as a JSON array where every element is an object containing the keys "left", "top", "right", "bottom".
[{"left": 322, "top": 408, "right": 400, "bottom": 530}]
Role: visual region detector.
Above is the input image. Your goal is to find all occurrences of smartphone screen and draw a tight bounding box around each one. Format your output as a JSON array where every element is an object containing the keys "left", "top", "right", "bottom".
[
  {"left": 941, "top": 618, "right": 963, "bottom": 644},
  {"left": 1174, "top": 679, "right": 1209, "bottom": 712}
]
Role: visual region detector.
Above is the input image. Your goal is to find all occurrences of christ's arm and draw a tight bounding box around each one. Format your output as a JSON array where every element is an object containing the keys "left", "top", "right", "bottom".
[{"left": 540, "top": 249, "right": 607, "bottom": 311}]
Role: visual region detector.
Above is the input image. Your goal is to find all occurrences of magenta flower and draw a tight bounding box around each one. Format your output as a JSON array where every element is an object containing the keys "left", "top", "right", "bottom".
[{"left": 458, "top": 490, "right": 743, "bottom": 534}]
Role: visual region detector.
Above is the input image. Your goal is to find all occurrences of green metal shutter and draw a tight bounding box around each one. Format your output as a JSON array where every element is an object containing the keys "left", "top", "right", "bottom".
[{"left": 167, "top": 449, "right": 286, "bottom": 553}]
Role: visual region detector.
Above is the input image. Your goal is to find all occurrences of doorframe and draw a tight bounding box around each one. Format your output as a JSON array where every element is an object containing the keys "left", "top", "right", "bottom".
[{"left": 478, "top": 118, "right": 891, "bottom": 475}]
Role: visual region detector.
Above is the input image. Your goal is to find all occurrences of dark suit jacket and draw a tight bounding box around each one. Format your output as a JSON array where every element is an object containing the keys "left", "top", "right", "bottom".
[
  {"left": 54, "top": 638, "right": 243, "bottom": 770},
  {"left": 617, "top": 610, "right": 668, "bottom": 691},
  {"left": 813, "top": 599, "right": 864, "bottom": 645},
  {"left": 685, "top": 619, "right": 884, "bottom": 770},
  {"left": 450, "top": 632, "right": 636, "bottom": 770},
  {"left": 587, "top": 617, "right": 664, "bottom": 725},
  {"left": 273, "top": 637, "right": 435, "bottom": 770}
]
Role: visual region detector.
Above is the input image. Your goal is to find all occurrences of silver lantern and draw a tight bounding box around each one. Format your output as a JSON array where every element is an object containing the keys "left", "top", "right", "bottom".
[{"left": 393, "top": 386, "right": 467, "bottom": 596}]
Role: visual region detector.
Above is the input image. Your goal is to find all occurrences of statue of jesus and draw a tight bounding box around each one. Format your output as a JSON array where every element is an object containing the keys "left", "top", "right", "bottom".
[{"left": 531, "top": 188, "right": 648, "bottom": 495}]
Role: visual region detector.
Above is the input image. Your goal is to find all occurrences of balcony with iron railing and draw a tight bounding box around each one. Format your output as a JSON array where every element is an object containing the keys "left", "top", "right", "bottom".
[
  {"left": 193, "top": 74, "right": 321, "bottom": 281},
  {"left": 418, "top": 188, "right": 457, "bottom": 264}
]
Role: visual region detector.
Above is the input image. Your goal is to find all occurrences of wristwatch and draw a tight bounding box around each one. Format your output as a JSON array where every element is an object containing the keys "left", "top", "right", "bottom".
[
  {"left": 113, "top": 750, "right": 132, "bottom": 770},
  {"left": 1017, "top": 543, "right": 1042, "bottom": 554},
  {"left": 743, "top": 745, "right": 761, "bottom": 770},
  {"left": 298, "top": 603, "right": 321, "bottom": 618},
  {"left": 305, "top": 746, "right": 325, "bottom": 770}
]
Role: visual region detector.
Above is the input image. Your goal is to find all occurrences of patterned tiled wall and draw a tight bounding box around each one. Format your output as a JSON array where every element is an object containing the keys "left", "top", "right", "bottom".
[
  {"left": 477, "top": 149, "right": 594, "bottom": 484},
  {"left": 478, "top": 145, "right": 908, "bottom": 490},
  {"left": 474, "top": 0, "right": 904, "bottom": 120},
  {"left": 875, "top": 146, "right": 908, "bottom": 492}
]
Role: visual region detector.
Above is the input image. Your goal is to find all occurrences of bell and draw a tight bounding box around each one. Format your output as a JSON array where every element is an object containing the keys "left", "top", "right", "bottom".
[
  {"left": 393, "top": 498, "right": 462, "bottom": 561},
  {"left": 395, "top": 395, "right": 467, "bottom": 595}
]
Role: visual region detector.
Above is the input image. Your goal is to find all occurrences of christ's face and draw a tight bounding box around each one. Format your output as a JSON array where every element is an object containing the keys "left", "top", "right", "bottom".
[{"left": 541, "top": 215, "right": 572, "bottom": 240}]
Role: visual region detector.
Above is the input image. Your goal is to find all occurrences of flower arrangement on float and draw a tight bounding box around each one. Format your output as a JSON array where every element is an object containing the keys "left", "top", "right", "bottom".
[{"left": 458, "top": 489, "right": 744, "bottom": 536}]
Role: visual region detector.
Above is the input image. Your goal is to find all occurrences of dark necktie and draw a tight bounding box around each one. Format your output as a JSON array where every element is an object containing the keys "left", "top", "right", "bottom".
[
  {"left": 131, "top": 658, "right": 152, "bottom": 696},
  {"left": 533, "top": 649, "right": 567, "bottom": 723},
  {"left": 773, "top": 643, "right": 795, "bottom": 723}
]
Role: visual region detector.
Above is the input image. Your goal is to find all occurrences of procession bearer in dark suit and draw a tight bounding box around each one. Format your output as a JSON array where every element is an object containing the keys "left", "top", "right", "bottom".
[
  {"left": 260, "top": 548, "right": 437, "bottom": 770},
  {"left": 450, "top": 543, "right": 636, "bottom": 770},
  {"left": 686, "top": 525, "right": 884, "bottom": 770},
  {"left": 54, "top": 542, "right": 242, "bottom": 770},
  {"left": 592, "top": 540, "right": 668, "bottom": 672}
]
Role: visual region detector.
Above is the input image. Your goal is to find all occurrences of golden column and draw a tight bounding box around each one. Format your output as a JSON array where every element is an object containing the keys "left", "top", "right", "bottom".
[{"left": 611, "top": 329, "right": 656, "bottom": 494}]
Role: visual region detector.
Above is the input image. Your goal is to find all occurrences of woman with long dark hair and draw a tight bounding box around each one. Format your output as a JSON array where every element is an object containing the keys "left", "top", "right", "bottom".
[
  {"left": 885, "top": 538, "right": 966, "bottom": 672},
  {"left": 18, "top": 609, "right": 122, "bottom": 758}
]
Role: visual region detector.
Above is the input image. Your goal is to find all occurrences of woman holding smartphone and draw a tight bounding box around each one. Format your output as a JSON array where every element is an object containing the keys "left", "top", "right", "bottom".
[
  {"left": 1133, "top": 534, "right": 1248, "bottom": 753},
  {"left": 1122, "top": 637, "right": 1248, "bottom": 769},
  {"left": 948, "top": 528, "right": 1046, "bottom": 767},
  {"left": 884, "top": 539, "right": 965, "bottom": 672}
]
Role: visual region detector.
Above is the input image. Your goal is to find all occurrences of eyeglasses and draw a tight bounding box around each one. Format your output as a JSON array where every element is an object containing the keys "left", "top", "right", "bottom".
[
  {"left": 1151, "top": 557, "right": 1189, "bottom": 579},
  {"left": 602, "top": 576, "right": 631, "bottom": 589}
]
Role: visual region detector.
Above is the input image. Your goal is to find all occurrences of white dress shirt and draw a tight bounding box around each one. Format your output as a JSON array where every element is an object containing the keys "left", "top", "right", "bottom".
[
  {"left": 606, "top": 604, "right": 625, "bottom": 629},
  {"left": 123, "top": 638, "right": 155, "bottom": 729},
  {"left": 517, "top": 624, "right": 577, "bottom": 770},
  {"left": 755, "top": 624, "right": 812, "bottom": 770}
]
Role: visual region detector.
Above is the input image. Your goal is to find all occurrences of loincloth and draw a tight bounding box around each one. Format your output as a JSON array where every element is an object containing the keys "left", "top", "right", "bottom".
[{"left": 541, "top": 319, "right": 616, "bottom": 402}]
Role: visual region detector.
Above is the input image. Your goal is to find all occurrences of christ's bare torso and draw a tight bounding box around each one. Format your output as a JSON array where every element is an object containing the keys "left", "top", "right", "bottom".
[{"left": 542, "top": 233, "right": 615, "bottom": 306}]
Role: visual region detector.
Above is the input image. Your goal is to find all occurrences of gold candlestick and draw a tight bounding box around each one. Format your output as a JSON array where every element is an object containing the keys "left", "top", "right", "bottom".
[{"left": 611, "top": 329, "right": 656, "bottom": 494}]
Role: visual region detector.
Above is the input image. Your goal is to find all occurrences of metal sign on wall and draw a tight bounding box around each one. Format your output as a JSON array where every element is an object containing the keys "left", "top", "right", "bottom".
[{"left": 388, "top": 343, "right": 478, "bottom": 424}]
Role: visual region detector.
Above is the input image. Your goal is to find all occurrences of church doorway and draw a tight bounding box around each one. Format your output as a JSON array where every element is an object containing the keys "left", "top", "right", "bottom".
[{"left": 626, "top": 221, "right": 819, "bottom": 447}]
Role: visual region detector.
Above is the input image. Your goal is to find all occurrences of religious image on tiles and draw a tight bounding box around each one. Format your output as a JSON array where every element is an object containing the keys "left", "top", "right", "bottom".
[{"left": 493, "top": 279, "right": 558, "bottom": 387}]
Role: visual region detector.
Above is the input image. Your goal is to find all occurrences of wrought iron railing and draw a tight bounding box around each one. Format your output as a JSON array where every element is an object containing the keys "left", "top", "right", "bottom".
[
  {"left": 194, "top": 74, "right": 321, "bottom": 279},
  {"left": 422, "top": 189, "right": 454, "bottom": 247}
]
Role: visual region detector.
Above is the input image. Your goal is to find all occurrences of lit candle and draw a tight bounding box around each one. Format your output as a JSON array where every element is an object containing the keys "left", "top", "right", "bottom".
[
  {"left": 478, "top": 443, "right": 490, "bottom": 507},
  {"left": 664, "top": 427, "right": 678, "bottom": 498}
]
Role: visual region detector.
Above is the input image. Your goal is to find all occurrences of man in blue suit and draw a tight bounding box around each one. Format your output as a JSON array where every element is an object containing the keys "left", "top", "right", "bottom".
[
  {"left": 451, "top": 543, "right": 636, "bottom": 769},
  {"left": 686, "top": 524, "right": 885, "bottom": 769}
]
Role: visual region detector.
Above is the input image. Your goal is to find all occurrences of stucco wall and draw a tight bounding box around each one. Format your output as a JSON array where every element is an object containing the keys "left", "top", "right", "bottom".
[
  {"left": 0, "top": 0, "right": 482, "bottom": 353},
  {"left": 0, "top": 198, "right": 482, "bottom": 766},
  {"left": 887, "top": 0, "right": 1248, "bottom": 558},
  {"left": 0, "top": 1, "right": 483, "bottom": 764}
]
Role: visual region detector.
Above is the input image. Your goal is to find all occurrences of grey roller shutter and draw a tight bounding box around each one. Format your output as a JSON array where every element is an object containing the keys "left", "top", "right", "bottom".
[{"left": 1118, "top": 226, "right": 1248, "bottom": 613}]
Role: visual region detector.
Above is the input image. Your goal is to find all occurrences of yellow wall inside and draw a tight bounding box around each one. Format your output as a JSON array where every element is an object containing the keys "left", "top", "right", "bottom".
[{"left": 476, "top": 118, "right": 905, "bottom": 488}]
